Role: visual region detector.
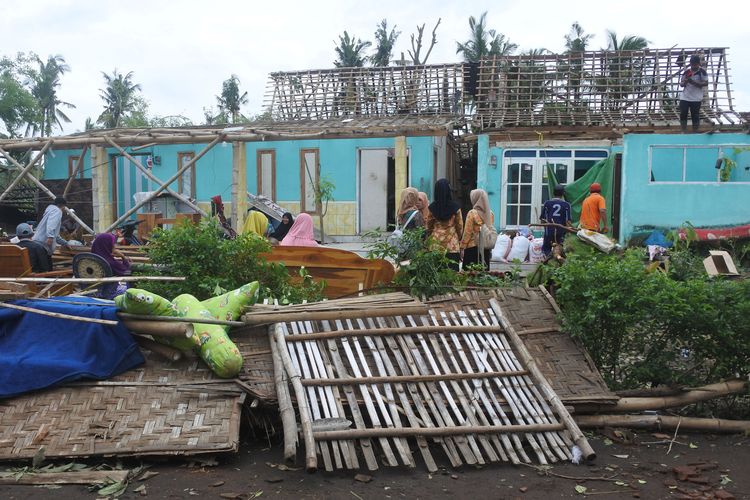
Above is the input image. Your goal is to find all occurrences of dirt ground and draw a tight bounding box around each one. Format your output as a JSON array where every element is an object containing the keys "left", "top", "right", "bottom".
[{"left": 2, "top": 432, "right": 748, "bottom": 499}]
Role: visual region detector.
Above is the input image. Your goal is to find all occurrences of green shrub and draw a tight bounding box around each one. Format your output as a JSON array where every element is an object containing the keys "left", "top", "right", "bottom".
[
  {"left": 139, "top": 219, "right": 324, "bottom": 303},
  {"left": 552, "top": 248, "right": 750, "bottom": 390}
]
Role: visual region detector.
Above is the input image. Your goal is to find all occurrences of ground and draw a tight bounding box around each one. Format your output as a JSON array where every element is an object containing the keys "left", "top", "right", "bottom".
[{"left": 3, "top": 432, "right": 748, "bottom": 499}]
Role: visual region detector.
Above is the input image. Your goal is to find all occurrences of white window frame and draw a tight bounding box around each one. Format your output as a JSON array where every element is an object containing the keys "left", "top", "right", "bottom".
[{"left": 648, "top": 144, "right": 750, "bottom": 184}]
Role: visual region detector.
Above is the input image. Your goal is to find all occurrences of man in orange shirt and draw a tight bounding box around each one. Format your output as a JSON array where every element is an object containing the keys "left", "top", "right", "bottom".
[{"left": 580, "top": 183, "right": 608, "bottom": 233}]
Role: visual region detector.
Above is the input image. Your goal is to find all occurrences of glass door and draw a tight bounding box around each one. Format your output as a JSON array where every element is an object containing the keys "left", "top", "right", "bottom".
[{"left": 504, "top": 160, "right": 535, "bottom": 227}]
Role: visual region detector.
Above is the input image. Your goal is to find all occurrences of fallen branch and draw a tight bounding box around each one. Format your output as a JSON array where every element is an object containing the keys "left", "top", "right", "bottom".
[
  {"left": 575, "top": 414, "right": 750, "bottom": 433},
  {"left": 519, "top": 463, "right": 621, "bottom": 482},
  {"left": 575, "top": 380, "right": 747, "bottom": 413}
]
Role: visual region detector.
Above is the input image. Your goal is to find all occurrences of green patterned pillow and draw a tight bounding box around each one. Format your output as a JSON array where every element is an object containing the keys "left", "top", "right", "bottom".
[
  {"left": 201, "top": 281, "right": 260, "bottom": 322},
  {"left": 114, "top": 288, "right": 177, "bottom": 317},
  {"left": 173, "top": 294, "right": 243, "bottom": 378}
]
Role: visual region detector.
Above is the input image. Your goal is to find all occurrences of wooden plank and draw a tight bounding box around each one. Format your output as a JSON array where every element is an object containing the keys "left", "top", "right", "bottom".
[
  {"left": 244, "top": 306, "right": 426, "bottom": 325},
  {"left": 313, "top": 423, "right": 565, "bottom": 440},
  {"left": 0, "top": 469, "right": 130, "bottom": 485},
  {"left": 269, "top": 325, "right": 298, "bottom": 463},
  {"left": 285, "top": 324, "right": 504, "bottom": 341}
]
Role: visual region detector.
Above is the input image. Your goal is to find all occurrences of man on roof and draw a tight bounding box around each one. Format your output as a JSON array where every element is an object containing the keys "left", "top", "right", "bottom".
[{"left": 679, "top": 55, "right": 709, "bottom": 133}]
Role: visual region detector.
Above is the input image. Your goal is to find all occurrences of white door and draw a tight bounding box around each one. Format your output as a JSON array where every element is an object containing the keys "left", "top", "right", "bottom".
[{"left": 359, "top": 149, "right": 389, "bottom": 232}]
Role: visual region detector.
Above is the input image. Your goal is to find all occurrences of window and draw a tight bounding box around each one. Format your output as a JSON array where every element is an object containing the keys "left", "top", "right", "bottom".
[
  {"left": 300, "top": 149, "right": 319, "bottom": 213},
  {"left": 177, "top": 152, "right": 196, "bottom": 198},
  {"left": 256, "top": 150, "right": 276, "bottom": 199},
  {"left": 649, "top": 145, "right": 750, "bottom": 183},
  {"left": 68, "top": 156, "right": 84, "bottom": 179}
]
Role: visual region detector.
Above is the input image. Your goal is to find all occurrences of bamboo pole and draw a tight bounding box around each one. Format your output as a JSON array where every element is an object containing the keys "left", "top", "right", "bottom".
[
  {"left": 313, "top": 422, "right": 566, "bottom": 441},
  {"left": 104, "top": 135, "right": 222, "bottom": 232},
  {"left": 576, "top": 380, "right": 747, "bottom": 414},
  {"left": 243, "top": 305, "right": 427, "bottom": 325},
  {"left": 575, "top": 414, "right": 750, "bottom": 433},
  {"left": 285, "top": 324, "right": 503, "bottom": 342},
  {"left": 273, "top": 323, "right": 317, "bottom": 471},
  {"left": 122, "top": 319, "right": 194, "bottom": 338},
  {"left": 133, "top": 335, "right": 183, "bottom": 362},
  {"left": 103, "top": 136, "right": 208, "bottom": 217},
  {"left": 489, "top": 299, "right": 596, "bottom": 461},
  {"left": 0, "top": 470, "right": 130, "bottom": 485},
  {"left": 0, "top": 146, "right": 95, "bottom": 234},
  {"left": 0, "top": 276, "right": 184, "bottom": 283},
  {"left": 269, "top": 324, "right": 299, "bottom": 463},
  {"left": 301, "top": 369, "right": 529, "bottom": 386},
  {"left": 63, "top": 144, "right": 88, "bottom": 197},
  {"left": 0, "top": 302, "right": 118, "bottom": 325},
  {"left": 0, "top": 139, "right": 52, "bottom": 201},
  {"left": 117, "top": 312, "right": 244, "bottom": 328}
]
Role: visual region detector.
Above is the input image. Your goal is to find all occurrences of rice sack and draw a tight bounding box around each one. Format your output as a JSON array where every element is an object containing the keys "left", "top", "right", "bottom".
[
  {"left": 173, "top": 294, "right": 243, "bottom": 378},
  {"left": 201, "top": 281, "right": 260, "bottom": 322}
]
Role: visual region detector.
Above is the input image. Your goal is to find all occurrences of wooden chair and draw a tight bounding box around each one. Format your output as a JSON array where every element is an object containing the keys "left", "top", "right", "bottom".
[{"left": 261, "top": 246, "right": 395, "bottom": 299}]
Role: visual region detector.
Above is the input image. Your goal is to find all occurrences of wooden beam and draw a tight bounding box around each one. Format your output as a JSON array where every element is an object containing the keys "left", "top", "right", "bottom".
[
  {"left": 103, "top": 136, "right": 208, "bottom": 217},
  {"left": 105, "top": 135, "right": 222, "bottom": 232},
  {"left": 0, "top": 139, "right": 53, "bottom": 201},
  {"left": 285, "top": 324, "right": 504, "bottom": 342},
  {"left": 232, "top": 141, "right": 248, "bottom": 233}
]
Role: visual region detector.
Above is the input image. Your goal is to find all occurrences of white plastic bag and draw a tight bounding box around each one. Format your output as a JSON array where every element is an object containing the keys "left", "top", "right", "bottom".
[
  {"left": 506, "top": 235, "right": 531, "bottom": 262},
  {"left": 576, "top": 229, "right": 616, "bottom": 253},
  {"left": 491, "top": 234, "right": 511, "bottom": 262}
]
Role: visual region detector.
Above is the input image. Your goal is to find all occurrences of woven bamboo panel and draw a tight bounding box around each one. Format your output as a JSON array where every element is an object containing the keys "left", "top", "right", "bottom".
[
  {"left": 428, "top": 288, "right": 617, "bottom": 405},
  {"left": 0, "top": 350, "right": 245, "bottom": 461},
  {"left": 233, "top": 325, "right": 276, "bottom": 402}
]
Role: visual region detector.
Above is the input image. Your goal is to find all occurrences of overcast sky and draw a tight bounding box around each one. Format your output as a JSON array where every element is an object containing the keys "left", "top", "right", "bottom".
[{"left": 2, "top": 0, "right": 747, "bottom": 134}]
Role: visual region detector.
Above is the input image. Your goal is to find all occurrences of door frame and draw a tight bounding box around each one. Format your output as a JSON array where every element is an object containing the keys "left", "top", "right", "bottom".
[{"left": 356, "top": 147, "right": 412, "bottom": 234}]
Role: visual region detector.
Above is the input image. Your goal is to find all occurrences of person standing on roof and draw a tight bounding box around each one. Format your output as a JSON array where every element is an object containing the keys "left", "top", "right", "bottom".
[
  {"left": 540, "top": 184, "right": 572, "bottom": 256},
  {"left": 679, "top": 55, "right": 709, "bottom": 133},
  {"left": 15, "top": 223, "right": 52, "bottom": 272},
  {"left": 579, "top": 183, "right": 608, "bottom": 234},
  {"left": 32, "top": 196, "right": 69, "bottom": 256}
]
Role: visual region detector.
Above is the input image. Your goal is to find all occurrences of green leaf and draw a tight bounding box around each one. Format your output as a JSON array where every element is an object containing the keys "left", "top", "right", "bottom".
[
  {"left": 720, "top": 475, "right": 732, "bottom": 485},
  {"left": 575, "top": 485, "right": 587, "bottom": 494},
  {"left": 688, "top": 442, "right": 698, "bottom": 449}
]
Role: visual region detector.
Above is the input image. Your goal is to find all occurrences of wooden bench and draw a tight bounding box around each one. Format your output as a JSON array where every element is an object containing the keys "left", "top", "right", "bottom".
[{"left": 261, "top": 246, "right": 395, "bottom": 299}]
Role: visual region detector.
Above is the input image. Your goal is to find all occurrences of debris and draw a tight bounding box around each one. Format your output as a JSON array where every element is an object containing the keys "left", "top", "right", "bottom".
[
  {"left": 519, "top": 486, "right": 528, "bottom": 493},
  {"left": 265, "top": 477, "right": 283, "bottom": 484},
  {"left": 354, "top": 473, "right": 372, "bottom": 483},
  {"left": 211, "top": 481, "right": 225, "bottom": 487},
  {"left": 720, "top": 475, "right": 733, "bottom": 485},
  {"left": 450, "top": 474, "right": 458, "bottom": 480},
  {"left": 133, "top": 484, "right": 147, "bottom": 496},
  {"left": 0, "top": 469, "right": 130, "bottom": 486},
  {"left": 613, "top": 454, "right": 630, "bottom": 459},
  {"left": 688, "top": 442, "right": 698, "bottom": 449},
  {"left": 32, "top": 447, "right": 46, "bottom": 469},
  {"left": 220, "top": 493, "right": 244, "bottom": 499},
  {"left": 575, "top": 484, "right": 588, "bottom": 494}
]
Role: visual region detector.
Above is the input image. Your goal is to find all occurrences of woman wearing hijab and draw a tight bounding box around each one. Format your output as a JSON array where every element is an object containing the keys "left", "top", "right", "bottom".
[
  {"left": 397, "top": 187, "right": 424, "bottom": 230},
  {"left": 461, "top": 188, "right": 494, "bottom": 270},
  {"left": 280, "top": 213, "right": 319, "bottom": 247},
  {"left": 269, "top": 212, "right": 294, "bottom": 245},
  {"left": 417, "top": 191, "right": 430, "bottom": 221},
  {"left": 426, "top": 178, "right": 463, "bottom": 270},
  {"left": 91, "top": 232, "right": 131, "bottom": 298},
  {"left": 242, "top": 210, "right": 269, "bottom": 237}
]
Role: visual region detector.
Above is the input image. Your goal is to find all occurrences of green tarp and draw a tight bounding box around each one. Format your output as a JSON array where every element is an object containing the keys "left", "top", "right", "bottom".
[{"left": 546, "top": 156, "right": 614, "bottom": 232}]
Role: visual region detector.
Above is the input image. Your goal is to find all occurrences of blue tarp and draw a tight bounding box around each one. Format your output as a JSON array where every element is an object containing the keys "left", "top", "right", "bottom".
[{"left": 0, "top": 296, "right": 144, "bottom": 398}]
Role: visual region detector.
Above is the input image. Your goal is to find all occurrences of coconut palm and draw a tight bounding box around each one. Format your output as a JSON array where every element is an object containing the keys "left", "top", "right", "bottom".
[
  {"left": 26, "top": 55, "right": 75, "bottom": 136},
  {"left": 565, "top": 22, "right": 594, "bottom": 53},
  {"left": 605, "top": 31, "right": 649, "bottom": 51},
  {"left": 333, "top": 32, "right": 372, "bottom": 67},
  {"left": 216, "top": 75, "right": 248, "bottom": 124},
  {"left": 456, "top": 12, "right": 517, "bottom": 63},
  {"left": 371, "top": 19, "right": 400, "bottom": 67},
  {"left": 97, "top": 70, "right": 141, "bottom": 128},
  {"left": 602, "top": 31, "right": 651, "bottom": 111},
  {"left": 564, "top": 22, "right": 594, "bottom": 106}
]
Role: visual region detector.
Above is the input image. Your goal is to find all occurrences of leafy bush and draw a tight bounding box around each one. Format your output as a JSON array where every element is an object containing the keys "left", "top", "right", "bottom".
[
  {"left": 140, "top": 219, "right": 324, "bottom": 302},
  {"left": 552, "top": 248, "right": 750, "bottom": 390}
]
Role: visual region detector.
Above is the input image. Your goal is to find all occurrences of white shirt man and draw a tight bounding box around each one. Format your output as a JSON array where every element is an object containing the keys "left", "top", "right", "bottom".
[{"left": 32, "top": 196, "right": 69, "bottom": 255}]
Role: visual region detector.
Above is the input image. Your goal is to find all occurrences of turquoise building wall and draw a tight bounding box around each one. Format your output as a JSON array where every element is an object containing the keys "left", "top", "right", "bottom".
[{"left": 620, "top": 133, "right": 750, "bottom": 241}]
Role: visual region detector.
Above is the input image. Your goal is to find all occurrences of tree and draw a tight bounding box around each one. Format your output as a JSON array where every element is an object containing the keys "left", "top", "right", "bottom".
[
  {"left": 605, "top": 30, "right": 649, "bottom": 51},
  {"left": 26, "top": 54, "right": 75, "bottom": 136},
  {"left": 97, "top": 70, "right": 142, "bottom": 128},
  {"left": 371, "top": 19, "right": 400, "bottom": 67},
  {"left": 564, "top": 22, "right": 594, "bottom": 53},
  {"left": 0, "top": 67, "right": 37, "bottom": 138},
  {"left": 333, "top": 31, "right": 371, "bottom": 67},
  {"left": 407, "top": 18, "right": 441, "bottom": 65},
  {"left": 456, "top": 12, "right": 517, "bottom": 63},
  {"left": 216, "top": 75, "right": 248, "bottom": 124}
]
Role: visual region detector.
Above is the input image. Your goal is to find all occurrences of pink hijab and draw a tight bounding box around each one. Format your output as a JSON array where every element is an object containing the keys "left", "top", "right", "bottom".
[{"left": 280, "top": 213, "right": 319, "bottom": 247}]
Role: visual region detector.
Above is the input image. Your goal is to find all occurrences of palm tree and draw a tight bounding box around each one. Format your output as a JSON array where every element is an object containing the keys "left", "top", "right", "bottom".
[
  {"left": 97, "top": 70, "right": 141, "bottom": 128},
  {"left": 27, "top": 55, "right": 75, "bottom": 136},
  {"left": 216, "top": 75, "right": 248, "bottom": 124},
  {"left": 605, "top": 31, "right": 649, "bottom": 51},
  {"left": 564, "top": 22, "right": 594, "bottom": 106},
  {"left": 456, "top": 12, "right": 517, "bottom": 63},
  {"left": 333, "top": 32, "right": 371, "bottom": 67},
  {"left": 371, "top": 20, "right": 400, "bottom": 67}
]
